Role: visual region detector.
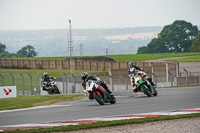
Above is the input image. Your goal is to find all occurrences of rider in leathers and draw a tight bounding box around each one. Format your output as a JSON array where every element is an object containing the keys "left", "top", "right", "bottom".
[
  {"left": 81, "top": 72, "right": 113, "bottom": 98},
  {"left": 128, "top": 61, "right": 156, "bottom": 93},
  {"left": 42, "top": 72, "right": 55, "bottom": 91}
]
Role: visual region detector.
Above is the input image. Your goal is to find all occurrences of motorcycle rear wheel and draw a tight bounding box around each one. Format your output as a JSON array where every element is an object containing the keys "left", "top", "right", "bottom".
[
  {"left": 93, "top": 93, "right": 105, "bottom": 105},
  {"left": 54, "top": 87, "right": 60, "bottom": 94}
]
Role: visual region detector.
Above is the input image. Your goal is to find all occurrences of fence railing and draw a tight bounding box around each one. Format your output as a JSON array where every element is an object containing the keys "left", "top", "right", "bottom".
[{"left": 0, "top": 71, "right": 199, "bottom": 96}]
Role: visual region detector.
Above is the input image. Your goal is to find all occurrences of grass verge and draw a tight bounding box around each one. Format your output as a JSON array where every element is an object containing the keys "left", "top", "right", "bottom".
[
  {"left": 0, "top": 94, "right": 86, "bottom": 111},
  {"left": 0, "top": 69, "right": 109, "bottom": 78},
  {"left": 4, "top": 113, "right": 200, "bottom": 133},
  {"left": 9, "top": 52, "right": 200, "bottom": 62},
  {"left": 167, "top": 55, "right": 200, "bottom": 62}
]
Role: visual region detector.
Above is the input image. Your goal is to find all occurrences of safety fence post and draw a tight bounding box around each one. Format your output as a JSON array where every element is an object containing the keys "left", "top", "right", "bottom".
[
  {"left": 72, "top": 74, "right": 76, "bottom": 93},
  {"left": 37, "top": 74, "right": 42, "bottom": 95},
  {"left": 10, "top": 73, "right": 14, "bottom": 86},
  {"left": 0, "top": 74, "right": 4, "bottom": 86},
  {"left": 20, "top": 73, "right": 24, "bottom": 95},
  {"left": 183, "top": 68, "right": 189, "bottom": 86},
  {"left": 109, "top": 75, "right": 114, "bottom": 91},
  {"left": 152, "top": 73, "right": 157, "bottom": 87},
  {"left": 64, "top": 74, "right": 68, "bottom": 94},
  {"left": 28, "top": 74, "right": 33, "bottom": 95},
  {"left": 168, "top": 71, "right": 174, "bottom": 87},
  {"left": 61, "top": 73, "right": 68, "bottom": 94},
  {"left": 123, "top": 74, "right": 129, "bottom": 90}
]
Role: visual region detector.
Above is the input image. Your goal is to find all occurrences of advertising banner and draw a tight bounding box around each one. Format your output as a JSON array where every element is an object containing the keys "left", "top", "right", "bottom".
[{"left": 0, "top": 86, "right": 17, "bottom": 98}]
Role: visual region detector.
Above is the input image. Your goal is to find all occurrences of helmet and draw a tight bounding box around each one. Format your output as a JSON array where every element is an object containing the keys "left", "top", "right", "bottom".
[
  {"left": 81, "top": 72, "right": 88, "bottom": 81},
  {"left": 43, "top": 72, "right": 48, "bottom": 77},
  {"left": 128, "top": 61, "right": 135, "bottom": 68}
]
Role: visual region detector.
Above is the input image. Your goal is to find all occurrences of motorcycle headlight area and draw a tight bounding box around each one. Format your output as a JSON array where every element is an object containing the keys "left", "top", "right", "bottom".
[{"left": 92, "top": 84, "right": 96, "bottom": 90}]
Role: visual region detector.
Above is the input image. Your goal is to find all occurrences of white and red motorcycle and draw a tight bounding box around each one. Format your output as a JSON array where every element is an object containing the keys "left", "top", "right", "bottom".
[{"left": 85, "top": 80, "right": 116, "bottom": 105}]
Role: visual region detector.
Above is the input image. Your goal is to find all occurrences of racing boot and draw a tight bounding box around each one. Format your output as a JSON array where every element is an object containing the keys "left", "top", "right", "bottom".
[
  {"left": 133, "top": 85, "right": 139, "bottom": 93},
  {"left": 101, "top": 82, "right": 113, "bottom": 96},
  {"left": 133, "top": 88, "right": 139, "bottom": 93},
  {"left": 151, "top": 82, "right": 156, "bottom": 88}
]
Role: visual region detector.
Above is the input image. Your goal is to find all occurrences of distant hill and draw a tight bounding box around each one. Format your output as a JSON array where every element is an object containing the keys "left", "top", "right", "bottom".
[{"left": 0, "top": 26, "right": 170, "bottom": 57}]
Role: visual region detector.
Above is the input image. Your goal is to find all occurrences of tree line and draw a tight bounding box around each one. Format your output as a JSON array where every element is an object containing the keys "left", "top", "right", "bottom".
[
  {"left": 0, "top": 44, "right": 37, "bottom": 58},
  {"left": 137, "top": 20, "right": 200, "bottom": 54},
  {"left": 1, "top": 20, "right": 199, "bottom": 58}
]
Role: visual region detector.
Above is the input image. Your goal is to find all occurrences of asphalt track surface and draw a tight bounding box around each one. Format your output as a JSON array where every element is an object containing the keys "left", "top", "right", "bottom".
[{"left": 0, "top": 86, "right": 200, "bottom": 127}]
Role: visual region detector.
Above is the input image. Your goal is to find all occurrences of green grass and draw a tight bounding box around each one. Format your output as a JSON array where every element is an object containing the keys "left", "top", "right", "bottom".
[
  {"left": 0, "top": 69, "right": 108, "bottom": 78},
  {"left": 167, "top": 55, "right": 200, "bottom": 62},
  {"left": 106, "top": 52, "right": 200, "bottom": 62},
  {"left": 3, "top": 113, "right": 200, "bottom": 133},
  {"left": 0, "top": 94, "right": 86, "bottom": 111},
  {"left": 9, "top": 52, "right": 200, "bottom": 62}
]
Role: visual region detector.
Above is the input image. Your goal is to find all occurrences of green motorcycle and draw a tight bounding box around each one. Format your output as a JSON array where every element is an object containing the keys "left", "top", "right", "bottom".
[{"left": 134, "top": 75, "right": 158, "bottom": 97}]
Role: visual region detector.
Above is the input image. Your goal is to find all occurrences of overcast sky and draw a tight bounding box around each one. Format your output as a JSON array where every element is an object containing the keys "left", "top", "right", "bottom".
[{"left": 0, "top": 0, "right": 199, "bottom": 31}]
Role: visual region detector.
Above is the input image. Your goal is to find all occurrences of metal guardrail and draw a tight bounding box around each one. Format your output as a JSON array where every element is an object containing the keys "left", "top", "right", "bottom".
[{"left": 0, "top": 71, "right": 199, "bottom": 95}]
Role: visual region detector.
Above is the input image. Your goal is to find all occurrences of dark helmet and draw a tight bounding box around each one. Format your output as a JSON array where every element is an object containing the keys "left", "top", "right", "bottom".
[
  {"left": 128, "top": 61, "right": 135, "bottom": 68},
  {"left": 81, "top": 72, "right": 88, "bottom": 81},
  {"left": 43, "top": 72, "right": 49, "bottom": 77}
]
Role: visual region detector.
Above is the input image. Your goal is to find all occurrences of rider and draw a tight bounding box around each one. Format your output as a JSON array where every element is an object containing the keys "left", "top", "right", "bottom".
[
  {"left": 128, "top": 61, "right": 156, "bottom": 93},
  {"left": 42, "top": 72, "right": 55, "bottom": 91},
  {"left": 81, "top": 72, "right": 113, "bottom": 95}
]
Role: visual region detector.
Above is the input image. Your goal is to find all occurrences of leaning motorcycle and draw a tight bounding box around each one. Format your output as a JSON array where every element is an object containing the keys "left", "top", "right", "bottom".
[
  {"left": 43, "top": 78, "right": 60, "bottom": 94},
  {"left": 85, "top": 80, "right": 116, "bottom": 105},
  {"left": 134, "top": 75, "right": 158, "bottom": 97},
  {"left": 129, "top": 68, "right": 158, "bottom": 97}
]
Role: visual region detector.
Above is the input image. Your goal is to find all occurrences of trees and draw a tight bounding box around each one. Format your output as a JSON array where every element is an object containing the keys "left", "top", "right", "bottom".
[
  {"left": 190, "top": 32, "right": 200, "bottom": 52},
  {"left": 0, "top": 43, "right": 37, "bottom": 58},
  {"left": 17, "top": 45, "right": 37, "bottom": 57},
  {"left": 137, "top": 20, "right": 198, "bottom": 53},
  {"left": 0, "top": 43, "right": 6, "bottom": 53}
]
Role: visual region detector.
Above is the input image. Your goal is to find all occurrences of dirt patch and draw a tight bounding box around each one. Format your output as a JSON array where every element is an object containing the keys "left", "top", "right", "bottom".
[{"left": 66, "top": 56, "right": 115, "bottom": 62}]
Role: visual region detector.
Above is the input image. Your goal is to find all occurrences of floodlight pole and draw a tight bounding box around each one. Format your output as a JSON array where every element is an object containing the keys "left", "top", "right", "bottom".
[
  {"left": 68, "top": 20, "right": 74, "bottom": 77},
  {"left": 68, "top": 20, "right": 75, "bottom": 92}
]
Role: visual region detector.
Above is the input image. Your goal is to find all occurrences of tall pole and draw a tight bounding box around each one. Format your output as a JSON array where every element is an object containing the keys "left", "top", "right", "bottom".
[
  {"left": 68, "top": 20, "right": 75, "bottom": 92},
  {"left": 68, "top": 20, "right": 74, "bottom": 77}
]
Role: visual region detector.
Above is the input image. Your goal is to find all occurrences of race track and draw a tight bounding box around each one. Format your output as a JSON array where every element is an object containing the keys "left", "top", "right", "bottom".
[{"left": 0, "top": 86, "right": 200, "bottom": 127}]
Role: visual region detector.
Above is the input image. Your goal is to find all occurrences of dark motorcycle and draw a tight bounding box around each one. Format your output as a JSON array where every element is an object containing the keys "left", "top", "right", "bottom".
[
  {"left": 43, "top": 78, "right": 60, "bottom": 94},
  {"left": 85, "top": 80, "right": 116, "bottom": 105}
]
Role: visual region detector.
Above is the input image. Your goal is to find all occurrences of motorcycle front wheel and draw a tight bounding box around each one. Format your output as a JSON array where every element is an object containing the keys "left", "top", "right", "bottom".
[
  {"left": 110, "top": 95, "right": 116, "bottom": 104},
  {"left": 48, "top": 88, "right": 53, "bottom": 94},
  {"left": 141, "top": 85, "right": 152, "bottom": 97},
  {"left": 93, "top": 92, "right": 105, "bottom": 105},
  {"left": 153, "top": 89, "right": 158, "bottom": 96}
]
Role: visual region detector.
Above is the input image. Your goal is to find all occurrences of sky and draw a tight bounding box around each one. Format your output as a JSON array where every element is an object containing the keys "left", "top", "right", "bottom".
[{"left": 0, "top": 0, "right": 200, "bottom": 31}]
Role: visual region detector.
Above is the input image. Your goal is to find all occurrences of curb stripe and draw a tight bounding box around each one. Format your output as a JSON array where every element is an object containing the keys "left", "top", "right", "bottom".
[{"left": 0, "top": 108, "right": 199, "bottom": 132}]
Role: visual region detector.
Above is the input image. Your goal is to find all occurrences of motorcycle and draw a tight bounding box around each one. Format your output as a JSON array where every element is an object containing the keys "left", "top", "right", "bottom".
[
  {"left": 134, "top": 75, "right": 158, "bottom": 97},
  {"left": 43, "top": 78, "right": 60, "bottom": 94},
  {"left": 85, "top": 80, "right": 116, "bottom": 105},
  {"left": 129, "top": 68, "right": 158, "bottom": 97}
]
